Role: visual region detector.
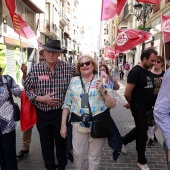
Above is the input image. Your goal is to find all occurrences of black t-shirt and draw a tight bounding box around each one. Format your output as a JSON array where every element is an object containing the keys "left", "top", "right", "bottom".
[
  {"left": 127, "top": 65, "right": 154, "bottom": 113},
  {"left": 150, "top": 70, "right": 165, "bottom": 105}
]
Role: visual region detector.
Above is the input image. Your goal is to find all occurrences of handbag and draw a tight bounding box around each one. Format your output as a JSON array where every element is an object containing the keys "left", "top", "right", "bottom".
[
  {"left": 5, "top": 81, "right": 20, "bottom": 121},
  {"left": 13, "top": 103, "right": 20, "bottom": 121},
  {"left": 91, "top": 111, "right": 114, "bottom": 138},
  {"left": 79, "top": 76, "right": 113, "bottom": 138},
  {"left": 20, "top": 90, "right": 37, "bottom": 131}
]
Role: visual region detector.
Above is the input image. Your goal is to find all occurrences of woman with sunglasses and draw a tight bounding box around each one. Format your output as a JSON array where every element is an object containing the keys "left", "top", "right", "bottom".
[
  {"left": 0, "top": 65, "right": 22, "bottom": 170},
  {"left": 60, "top": 55, "right": 117, "bottom": 170},
  {"left": 99, "top": 64, "right": 120, "bottom": 90},
  {"left": 147, "top": 56, "right": 165, "bottom": 148}
]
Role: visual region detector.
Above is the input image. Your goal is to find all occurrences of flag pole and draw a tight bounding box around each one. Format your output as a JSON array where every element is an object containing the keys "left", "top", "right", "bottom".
[
  {"left": 98, "top": 21, "right": 103, "bottom": 79},
  {"left": 19, "top": 35, "right": 24, "bottom": 64},
  {"left": 164, "top": 43, "right": 167, "bottom": 71},
  {"left": 98, "top": 0, "right": 104, "bottom": 79}
]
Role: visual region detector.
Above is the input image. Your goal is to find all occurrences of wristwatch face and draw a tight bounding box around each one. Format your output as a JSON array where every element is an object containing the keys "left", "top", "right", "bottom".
[{"left": 104, "top": 90, "right": 107, "bottom": 95}]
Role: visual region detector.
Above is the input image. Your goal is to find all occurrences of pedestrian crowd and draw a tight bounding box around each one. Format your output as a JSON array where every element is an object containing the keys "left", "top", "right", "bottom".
[{"left": 0, "top": 40, "right": 169, "bottom": 170}]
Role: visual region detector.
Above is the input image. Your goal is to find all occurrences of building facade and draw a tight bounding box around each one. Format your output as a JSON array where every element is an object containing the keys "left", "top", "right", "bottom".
[
  {"left": 0, "top": 0, "right": 81, "bottom": 83},
  {"left": 100, "top": 0, "right": 170, "bottom": 69}
]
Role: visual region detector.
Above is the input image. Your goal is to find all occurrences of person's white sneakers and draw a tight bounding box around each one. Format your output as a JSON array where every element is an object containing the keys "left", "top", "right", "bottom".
[
  {"left": 121, "top": 144, "right": 127, "bottom": 154},
  {"left": 137, "top": 162, "right": 150, "bottom": 170}
]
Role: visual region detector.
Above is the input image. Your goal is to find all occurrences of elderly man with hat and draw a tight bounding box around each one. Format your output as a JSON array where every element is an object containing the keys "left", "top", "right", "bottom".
[{"left": 24, "top": 40, "right": 76, "bottom": 170}]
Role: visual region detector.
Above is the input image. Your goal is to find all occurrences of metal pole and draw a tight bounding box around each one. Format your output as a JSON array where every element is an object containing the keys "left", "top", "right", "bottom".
[
  {"left": 142, "top": 4, "right": 147, "bottom": 52},
  {"left": 164, "top": 43, "right": 167, "bottom": 71},
  {"left": 19, "top": 35, "right": 24, "bottom": 63}
]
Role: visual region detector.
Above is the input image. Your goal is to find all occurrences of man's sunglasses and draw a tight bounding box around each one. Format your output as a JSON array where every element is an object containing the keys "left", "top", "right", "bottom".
[{"left": 79, "top": 61, "right": 91, "bottom": 67}]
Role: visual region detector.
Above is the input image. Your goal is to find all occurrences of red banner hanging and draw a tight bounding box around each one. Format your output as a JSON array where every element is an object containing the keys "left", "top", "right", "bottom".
[
  {"left": 101, "top": 0, "right": 126, "bottom": 21},
  {"left": 115, "top": 29, "right": 151, "bottom": 54},
  {"left": 4, "top": 0, "right": 35, "bottom": 39},
  {"left": 136, "top": 0, "right": 160, "bottom": 5},
  {"left": 162, "top": 15, "right": 170, "bottom": 43},
  {"left": 104, "top": 46, "right": 117, "bottom": 59}
]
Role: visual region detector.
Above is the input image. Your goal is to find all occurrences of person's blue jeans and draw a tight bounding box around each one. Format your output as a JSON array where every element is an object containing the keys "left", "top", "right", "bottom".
[{"left": 163, "top": 140, "right": 170, "bottom": 170}]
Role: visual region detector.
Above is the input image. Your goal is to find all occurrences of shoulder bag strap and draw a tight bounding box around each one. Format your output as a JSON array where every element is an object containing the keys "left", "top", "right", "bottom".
[{"left": 79, "top": 76, "right": 92, "bottom": 116}]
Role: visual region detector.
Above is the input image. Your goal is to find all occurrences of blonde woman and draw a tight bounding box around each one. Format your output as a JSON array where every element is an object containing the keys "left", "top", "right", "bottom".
[{"left": 60, "top": 55, "right": 118, "bottom": 170}]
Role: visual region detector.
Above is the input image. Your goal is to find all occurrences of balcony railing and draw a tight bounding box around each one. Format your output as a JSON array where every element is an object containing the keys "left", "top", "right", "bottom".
[
  {"left": 124, "top": 3, "right": 133, "bottom": 20},
  {"left": 61, "top": 38, "right": 68, "bottom": 48},
  {"left": 45, "top": 19, "right": 50, "bottom": 31},
  {"left": 60, "top": 10, "right": 68, "bottom": 26}
]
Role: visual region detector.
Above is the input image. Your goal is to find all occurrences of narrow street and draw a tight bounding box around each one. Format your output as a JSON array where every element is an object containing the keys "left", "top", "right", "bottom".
[{"left": 15, "top": 80, "right": 167, "bottom": 170}]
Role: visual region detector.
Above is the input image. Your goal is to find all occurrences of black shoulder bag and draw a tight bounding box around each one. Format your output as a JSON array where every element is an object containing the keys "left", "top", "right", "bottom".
[
  {"left": 5, "top": 80, "right": 20, "bottom": 122},
  {"left": 80, "top": 76, "right": 113, "bottom": 138}
]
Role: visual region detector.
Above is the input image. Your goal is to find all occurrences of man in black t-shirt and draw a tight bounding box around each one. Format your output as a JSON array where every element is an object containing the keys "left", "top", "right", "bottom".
[{"left": 122, "top": 48, "right": 158, "bottom": 170}]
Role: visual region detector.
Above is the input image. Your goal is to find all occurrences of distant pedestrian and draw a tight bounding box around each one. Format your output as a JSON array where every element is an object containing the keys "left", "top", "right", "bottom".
[
  {"left": 154, "top": 68, "right": 170, "bottom": 170},
  {"left": 147, "top": 56, "right": 165, "bottom": 148},
  {"left": 119, "top": 63, "right": 124, "bottom": 80},
  {"left": 123, "top": 61, "right": 130, "bottom": 81},
  {"left": 0, "top": 65, "right": 22, "bottom": 170},
  {"left": 111, "top": 65, "right": 119, "bottom": 77},
  {"left": 122, "top": 48, "right": 157, "bottom": 170}
]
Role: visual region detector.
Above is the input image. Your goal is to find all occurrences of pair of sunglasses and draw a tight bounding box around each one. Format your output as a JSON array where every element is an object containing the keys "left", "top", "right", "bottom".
[
  {"left": 156, "top": 60, "right": 161, "bottom": 64},
  {"left": 79, "top": 61, "right": 91, "bottom": 67}
]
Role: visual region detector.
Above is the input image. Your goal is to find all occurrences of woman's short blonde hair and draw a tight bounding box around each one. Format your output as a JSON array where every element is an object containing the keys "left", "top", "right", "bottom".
[{"left": 76, "top": 54, "right": 98, "bottom": 75}]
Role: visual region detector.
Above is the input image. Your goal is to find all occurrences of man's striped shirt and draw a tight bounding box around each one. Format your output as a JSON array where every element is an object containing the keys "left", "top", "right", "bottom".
[{"left": 24, "top": 60, "right": 76, "bottom": 111}]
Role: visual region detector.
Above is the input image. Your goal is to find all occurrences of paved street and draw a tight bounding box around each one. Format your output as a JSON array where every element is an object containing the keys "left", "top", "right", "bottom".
[{"left": 15, "top": 80, "right": 167, "bottom": 170}]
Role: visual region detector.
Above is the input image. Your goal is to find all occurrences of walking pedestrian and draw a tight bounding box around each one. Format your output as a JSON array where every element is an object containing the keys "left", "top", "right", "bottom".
[
  {"left": 122, "top": 48, "right": 158, "bottom": 170},
  {"left": 119, "top": 63, "right": 124, "bottom": 80},
  {"left": 111, "top": 64, "right": 119, "bottom": 77},
  {"left": 147, "top": 56, "right": 165, "bottom": 148},
  {"left": 17, "top": 49, "right": 45, "bottom": 158},
  {"left": 0, "top": 65, "right": 22, "bottom": 170},
  {"left": 154, "top": 67, "right": 170, "bottom": 170},
  {"left": 123, "top": 61, "right": 130, "bottom": 81},
  {"left": 24, "top": 40, "right": 77, "bottom": 170},
  {"left": 60, "top": 55, "right": 117, "bottom": 170}
]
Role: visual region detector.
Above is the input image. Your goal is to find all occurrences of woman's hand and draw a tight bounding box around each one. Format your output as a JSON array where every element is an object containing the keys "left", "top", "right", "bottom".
[
  {"left": 60, "top": 125, "right": 67, "bottom": 138},
  {"left": 96, "top": 79, "right": 105, "bottom": 94},
  {"left": 100, "top": 71, "right": 109, "bottom": 84}
]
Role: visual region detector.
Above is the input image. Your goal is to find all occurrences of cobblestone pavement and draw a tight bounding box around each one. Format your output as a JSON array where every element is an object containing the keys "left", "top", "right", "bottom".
[{"left": 15, "top": 80, "right": 167, "bottom": 170}]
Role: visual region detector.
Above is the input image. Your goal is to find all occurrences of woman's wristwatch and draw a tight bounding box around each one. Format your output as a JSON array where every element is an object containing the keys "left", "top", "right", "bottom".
[{"left": 103, "top": 90, "right": 107, "bottom": 96}]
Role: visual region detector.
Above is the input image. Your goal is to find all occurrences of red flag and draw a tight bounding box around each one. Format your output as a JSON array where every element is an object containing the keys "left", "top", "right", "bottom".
[
  {"left": 115, "top": 29, "right": 151, "bottom": 54},
  {"left": 12, "top": 13, "right": 35, "bottom": 39},
  {"left": 161, "top": 15, "right": 170, "bottom": 43},
  {"left": 136, "top": 0, "right": 160, "bottom": 5},
  {"left": 4, "top": 0, "right": 35, "bottom": 39},
  {"left": 104, "top": 46, "right": 116, "bottom": 59},
  {"left": 101, "top": 0, "right": 126, "bottom": 21},
  {"left": 4, "top": 0, "right": 16, "bottom": 17}
]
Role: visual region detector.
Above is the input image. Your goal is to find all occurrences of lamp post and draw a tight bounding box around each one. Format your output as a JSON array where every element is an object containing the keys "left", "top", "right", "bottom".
[{"left": 133, "top": 3, "right": 154, "bottom": 52}]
